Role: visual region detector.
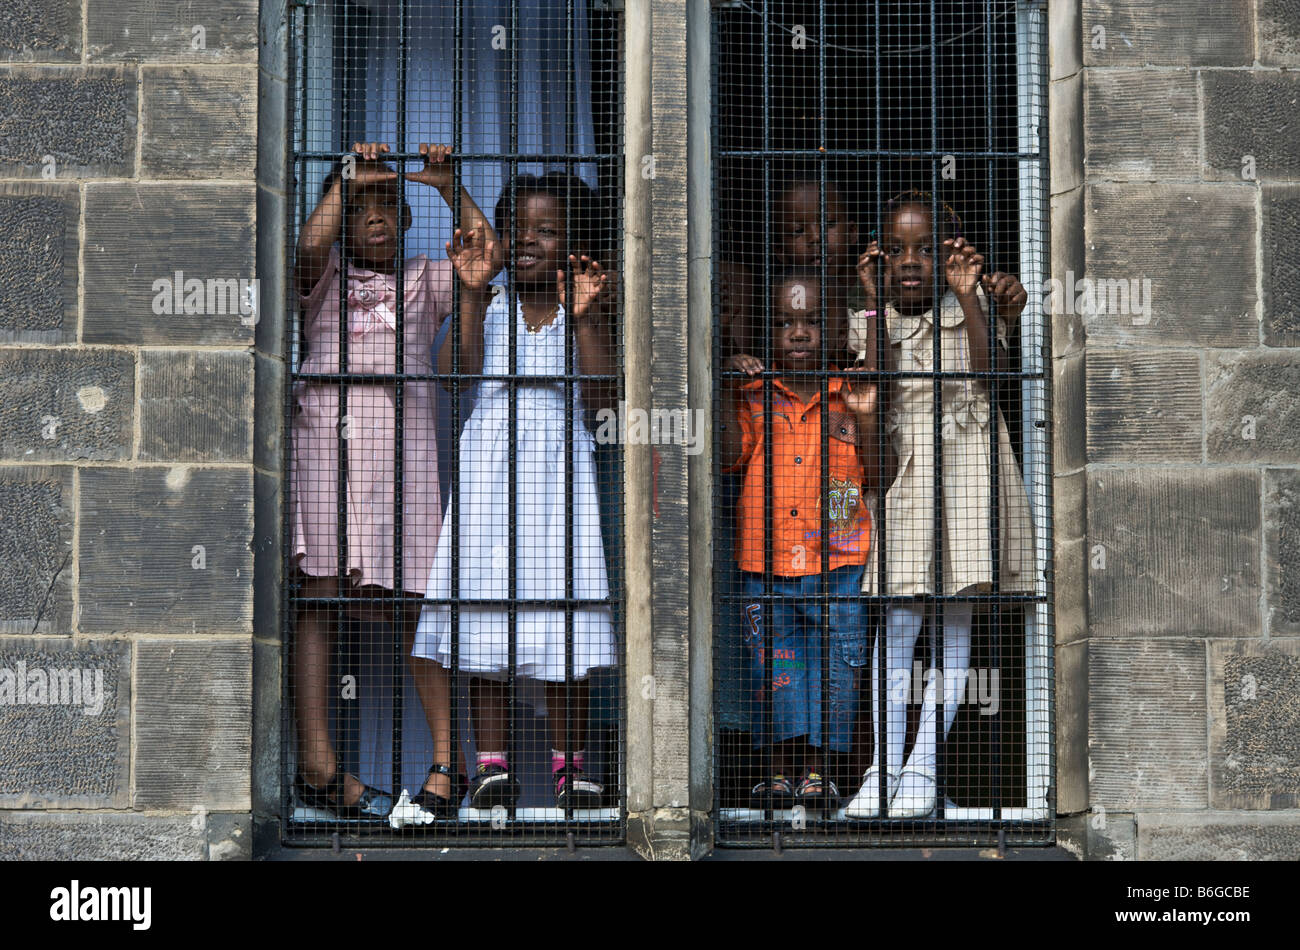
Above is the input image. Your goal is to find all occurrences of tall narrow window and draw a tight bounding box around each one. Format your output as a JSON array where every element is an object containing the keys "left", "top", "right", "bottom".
[
  {"left": 712, "top": 0, "right": 1051, "bottom": 845},
  {"left": 284, "top": 0, "right": 625, "bottom": 846}
]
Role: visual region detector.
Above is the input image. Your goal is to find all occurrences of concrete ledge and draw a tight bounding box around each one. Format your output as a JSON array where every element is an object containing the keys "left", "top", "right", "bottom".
[{"left": 1137, "top": 810, "right": 1300, "bottom": 860}]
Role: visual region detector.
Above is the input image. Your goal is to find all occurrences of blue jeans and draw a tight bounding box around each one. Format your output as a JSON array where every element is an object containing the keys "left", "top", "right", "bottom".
[{"left": 742, "top": 565, "right": 868, "bottom": 753}]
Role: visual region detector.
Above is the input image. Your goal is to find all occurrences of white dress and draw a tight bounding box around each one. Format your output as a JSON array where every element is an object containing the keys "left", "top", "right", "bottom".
[{"left": 412, "top": 290, "right": 615, "bottom": 681}]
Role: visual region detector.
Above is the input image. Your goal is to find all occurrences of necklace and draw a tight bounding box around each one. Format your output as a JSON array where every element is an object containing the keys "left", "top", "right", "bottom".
[{"left": 524, "top": 304, "right": 559, "bottom": 333}]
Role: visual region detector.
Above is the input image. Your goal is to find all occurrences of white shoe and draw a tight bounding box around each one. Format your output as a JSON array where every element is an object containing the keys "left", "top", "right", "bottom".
[
  {"left": 844, "top": 765, "right": 895, "bottom": 819},
  {"left": 888, "top": 766, "right": 936, "bottom": 819}
]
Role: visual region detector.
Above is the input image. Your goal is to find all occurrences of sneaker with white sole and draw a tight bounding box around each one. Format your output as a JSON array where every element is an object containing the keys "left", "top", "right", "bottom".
[
  {"left": 469, "top": 762, "right": 519, "bottom": 810},
  {"left": 554, "top": 767, "right": 604, "bottom": 809},
  {"left": 888, "top": 765, "right": 936, "bottom": 819},
  {"left": 844, "top": 765, "right": 895, "bottom": 819}
]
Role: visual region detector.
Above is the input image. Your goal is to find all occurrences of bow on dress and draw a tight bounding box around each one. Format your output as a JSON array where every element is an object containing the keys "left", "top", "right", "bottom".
[{"left": 346, "top": 272, "right": 398, "bottom": 338}]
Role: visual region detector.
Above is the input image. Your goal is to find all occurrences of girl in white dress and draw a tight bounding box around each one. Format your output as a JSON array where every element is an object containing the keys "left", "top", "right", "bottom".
[{"left": 413, "top": 173, "right": 617, "bottom": 809}]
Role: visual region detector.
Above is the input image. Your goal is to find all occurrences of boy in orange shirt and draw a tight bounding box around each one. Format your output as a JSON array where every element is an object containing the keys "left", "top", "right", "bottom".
[{"left": 722, "top": 270, "right": 891, "bottom": 807}]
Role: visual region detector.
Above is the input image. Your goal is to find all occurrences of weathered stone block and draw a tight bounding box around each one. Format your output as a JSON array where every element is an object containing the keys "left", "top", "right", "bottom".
[
  {"left": 0, "top": 183, "right": 78, "bottom": 343},
  {"left": 0, "top": 637, "right": 130, "bottom": 808},
  {"left": 1049, "top": 0, "right": 1081, "bottom": 81},
  {"left": 0, "top": 0, "right": 82, "bottom": 63},
  {"left": 1137, "top": 811, "right": 1300, "bottom": 860},
  {"left": 250, "top": 467, "right": 279, "bottom": 816},
  {"left": 1263, "top": 184, "right": 1300, "bottom": 346},
  {"left": 0, "top": 812, "right": 206, "bottom": 860},
  {"left": 0, "top": 65, "right": 135, "bottom": 177},
  {"left": 1089, "top": 639, "right": 1207, "bottom": 809},
  {"left": 1259, "top": 0, "right": 1300, "bottom": 66},
  {"left": 141, "top": 66, "right": 257, "bottom": 179},
  {"left": 0, "top": 348, "right": 134, "bottom": 462},
  {"left": 1089, "top": 810, "right": 1136, "bottom": 861},
  {"left": 1051, "top": 187, "right": 1085, "bottom": 358},
  {"left": 257, "top": 71, "right": 287, "bottom": 190},
  {"left": 1207, "top": 351, "right": 1300, "bottom": 463},
  {"left": 252, "top": 470, "right": 281, "bottom": 642},
  {"left": 253, "top": 352, "right": 283, "bottom": 473},
  {"left": 1204, "top": 72, "right": 1300, "bottom": 181},
  {"left": 1082, "top": 1, "right": 1254, "bottom": 66},
  {"left": 1051, "top": 72, "right": 1082, "bottom": 195},
  {"left": 1054, "top": 352, "right": 1085, "bottom": 473},
  {"left": 260, "top": 0, "right": 289, "bottom": 81},
  {"left": 1056, "top": 467, "right": 1086, "bottom": 544},
  {"left": 87, "top": 0, "right": 257, "bottom": 63},
  {"left": 1059, "top": 808, "right": 1136, "bottom": 861},
  {"left": 139, "top": 349, "right": 254, "bottom": 462},
  {"left": 1083, "top": 70, "right": 1199, "bottom": 181},
  {"left": 1088, "top": 469, "right": 1260, "bottom": 637},
  {"left": 1086, "top": 349, "right": 1201, "bottom": 463},
  {"left": 1056, "top": 640, "right": 1087, "bottom": 812},
  {"left": 78, "top": 467, "right": 254, "bottom": 633},
  {"left": 251, "top": 632, "right": 280, "bottom": 818},
  {"left": 134, "top": 638, "right": 251, "bottom": 810},
  {"left": 83, "top": 183, "right": 256, "bottom": 346},
  {"left": 255, "top": 184, "right": 287, "bottom": 359},
  {"left": 1084, "top": 185, "right": 1256, "bottom": 348},
  {"left": 1056, "top": 537, "right": 1087, "bottom": 646},
  {"left": 207, "top": 812, "right": 252, "bottom": 860},
  {"left": 1209, "top": 639, "right": 1300, "bottom": 809},
  {"left": 0, "top": 466, "right": 73, "bottom": 635},
  {"left": 1265, "top": 468, "right": 1300, "bottom": 635}
]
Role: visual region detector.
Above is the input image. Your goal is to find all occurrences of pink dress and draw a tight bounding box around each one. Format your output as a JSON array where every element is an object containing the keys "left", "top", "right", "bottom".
[{"left": 291, "top": 248, "right": 453, "bottom": 594}]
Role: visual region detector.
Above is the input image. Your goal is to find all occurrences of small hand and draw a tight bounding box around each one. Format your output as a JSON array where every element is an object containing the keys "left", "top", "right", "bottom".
[
  {"left": 558, "top": 255, "right": 609, "bottom": 323},
  {"left": 981, "top": 271, "right": 1028, "bottom": 323},
  {"left": 724, "top": 352, "right": 765, "bottom": 383},
  {"left": 856, "top": 241, "right": 883, "bottom": 308},
  {"left": 839, "top": 369, "right": 879, "bottom": 418},
  {"left": 405, "top": 143, "right": 454, "bottom": 191},
  {"left": 348, "top": 142, "right": 398, "bottom": 186},
  {"left": 943, "top": 237, "right": 984, "bottom": 300},
  {"left": 445, "top": 227, "right": 499, "bottom": 293}
]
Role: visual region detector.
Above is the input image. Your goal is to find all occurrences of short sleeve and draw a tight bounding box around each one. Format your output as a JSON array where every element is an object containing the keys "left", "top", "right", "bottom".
[
  {"left": 847, "top": 307, "right": 871, "bottom": 362},
  {"left": 723, "top": 393, "right": 758, "bottom": 474},
  {"left": 299, "top": 246, "right": 340, "bottom": 319},
  {"left": 422, "top": 256, "right": 456, "bottom": 325}
]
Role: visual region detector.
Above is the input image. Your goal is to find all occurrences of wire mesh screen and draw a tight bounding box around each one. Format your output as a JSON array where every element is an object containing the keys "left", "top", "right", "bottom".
[
  {"left": 283, "top": 0, "right": 624, "bottom": 846},
  {"left": 711, "top": 0, "right": 1052, "bottom": 847}
]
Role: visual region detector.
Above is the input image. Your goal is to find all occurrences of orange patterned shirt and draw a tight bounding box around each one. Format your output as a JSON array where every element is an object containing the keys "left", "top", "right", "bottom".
[{"left": 728, "top": 377, "right": 872, "bottom": 576}]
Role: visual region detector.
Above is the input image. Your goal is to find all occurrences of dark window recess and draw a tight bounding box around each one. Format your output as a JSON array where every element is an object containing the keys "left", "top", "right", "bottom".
[
  {"left": 283, "top": 0, "right": 625, "bottom": 847},
  {"left": 712, "top": 0, "right": 1053, "bottom": 847}
]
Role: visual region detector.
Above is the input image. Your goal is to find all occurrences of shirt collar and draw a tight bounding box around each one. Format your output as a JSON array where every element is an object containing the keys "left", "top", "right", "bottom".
[
  {"left": 741, "top": 374, "right": 847, "bottom": 406},
  {"left": 887, "top": 288, "right": 979, "bottom": 341}
]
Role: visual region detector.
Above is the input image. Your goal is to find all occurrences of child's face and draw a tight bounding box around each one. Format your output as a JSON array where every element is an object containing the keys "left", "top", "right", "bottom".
[
  {"left": 776, "top": 183, "right": 858, "bottom": 272},
  {"left": 882, "top": 203, "right": 937, "bottom": 310},
  {"left": 344, "top": 184, "right": 405, "bottom": 269},
  {"left": 772, "top": 277, "right": 825, "bottom": 371},
  {"left": 507, "top": 192, "right": 566, "bottom": 286}
]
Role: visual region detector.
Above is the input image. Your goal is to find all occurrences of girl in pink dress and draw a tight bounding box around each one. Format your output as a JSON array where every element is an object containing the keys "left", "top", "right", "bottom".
[{"left": 291, "top": 142, "right": 500, "bottom": 820}]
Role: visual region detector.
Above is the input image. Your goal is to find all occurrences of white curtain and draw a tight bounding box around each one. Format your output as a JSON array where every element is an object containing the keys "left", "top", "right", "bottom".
[{"left": 361, "top": 0, "right": 598, "bottom": 261}]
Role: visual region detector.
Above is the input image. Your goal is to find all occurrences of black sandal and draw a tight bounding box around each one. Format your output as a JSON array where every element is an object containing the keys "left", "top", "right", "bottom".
[
  {"left": 411, "top": 763, "right": 462, "bottom": 819},
  {"left": 295, "top": 766, "right": 395, "bottom": 820}
]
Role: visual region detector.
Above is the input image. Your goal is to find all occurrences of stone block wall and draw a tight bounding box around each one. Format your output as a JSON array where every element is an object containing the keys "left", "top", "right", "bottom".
[
  {"left": 0, "top": 0, "right": 261, "bottom": 860},
  {"left": 1065, "top": 0, "right": 1300, "bottom": 858}
]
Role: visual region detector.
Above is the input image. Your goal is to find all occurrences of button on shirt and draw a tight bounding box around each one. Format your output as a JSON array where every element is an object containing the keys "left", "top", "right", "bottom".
[{"left": 728, "top": 376, "right": 872, "bottom": 576}]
